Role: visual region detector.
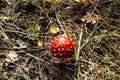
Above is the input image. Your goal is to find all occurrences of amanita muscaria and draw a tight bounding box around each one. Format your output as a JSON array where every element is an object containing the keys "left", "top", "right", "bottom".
[{"left": 49, "top": 35, "right": 75, "bottom": 60}]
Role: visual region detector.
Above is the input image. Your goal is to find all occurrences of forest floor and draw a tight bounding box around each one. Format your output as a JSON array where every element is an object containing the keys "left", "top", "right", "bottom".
[{"left": 0, "top": 0, "right": 120, "bottom": 80}]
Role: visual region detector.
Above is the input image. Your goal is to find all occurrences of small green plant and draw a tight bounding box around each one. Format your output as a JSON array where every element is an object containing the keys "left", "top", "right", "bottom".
[{"left": 29, "top": 25, "right": 38, "bottom": 39}]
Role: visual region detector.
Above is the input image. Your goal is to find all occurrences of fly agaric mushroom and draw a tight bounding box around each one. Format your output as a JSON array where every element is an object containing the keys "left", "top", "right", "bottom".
[{"left": 49, "top": 35, "right": 75, "bottom": 60}]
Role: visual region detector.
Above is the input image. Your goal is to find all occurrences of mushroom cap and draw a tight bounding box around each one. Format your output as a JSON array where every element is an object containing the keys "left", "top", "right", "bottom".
[{"left": 49, "top": 35, "right": 75, "bottom": 60}]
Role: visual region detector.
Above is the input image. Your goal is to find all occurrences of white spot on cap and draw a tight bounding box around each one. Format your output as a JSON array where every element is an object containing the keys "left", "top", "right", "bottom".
[
  {"left": 70, "top": 46, "right": 73, "bottom": 48},
  {"left": 59, "top": 38, "right": 65, "bottom": 42},
  {"left": 50, "top": 48, "right": 52, "bottom": 51},
  {"left": 52, "top": 44, "right": 55, "bottom": 47},
  {"left": 58, "top": 48, "right": 61, "bottom": 51},
  {"left": 53, "top": 49, "right": 56, "bottom": 52},
  {"left": 72, "top": 42, "right": 75, "bottom": 45},
  {"left": 57, "top": 53, "right": 60, "bottom": 55},
  {"left": 60, "top": 54, "right": 62, "bottom": 56},
  {"left": 58, "top": 42, "right": 62, "bottom": 45},
  {"left": 55, "top": 38, "right": 58, "bottom": 41},
  {"left": 62, "top": 48, "right": 64, "bottom": 50},
  {"left": 54, "top": 54, "right": 57, "bottom": 56},
  {"left": 70, "top": 38, "right": 72, "bottom": 41},
  {"left": 51, "top": 40, "right": 54, "bottom": 43}
]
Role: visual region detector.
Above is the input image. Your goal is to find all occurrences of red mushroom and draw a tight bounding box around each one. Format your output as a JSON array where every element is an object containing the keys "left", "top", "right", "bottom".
[{"left": 49, "top": 35, "right": 75, "bottom": 60}]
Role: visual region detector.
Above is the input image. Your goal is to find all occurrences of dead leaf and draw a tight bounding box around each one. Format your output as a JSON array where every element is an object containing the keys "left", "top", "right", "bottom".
[
  {"left": 50, "top": 24, "right": 60, "bottom": 34},
  {"left": 16, "top": 39, "right": 27, "bottom": 49},
  {"left": 81, "top": 12, "right": 101, "bottom": 24},
  {"left": 75, "top": 0, "right": 86, "bottom": 3},
  {"left": 37, "top": 39, "right": 44, "bottom": 47},
  {"left": 0, "top": 16, "right": 13, "bottom": 22},
  {"left": 5, "top": 50, "right": 18, "bottom": 65}
]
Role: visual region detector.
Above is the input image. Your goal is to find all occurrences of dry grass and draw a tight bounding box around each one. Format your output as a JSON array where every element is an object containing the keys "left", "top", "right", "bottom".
[{"left": 0, "top": 0, "right": 120, "bottom": 80}]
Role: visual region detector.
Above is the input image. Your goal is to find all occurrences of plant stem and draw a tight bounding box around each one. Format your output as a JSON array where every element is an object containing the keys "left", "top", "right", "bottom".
[{"left": 76, "top": 31, "right": 83, "bottom": 79}]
